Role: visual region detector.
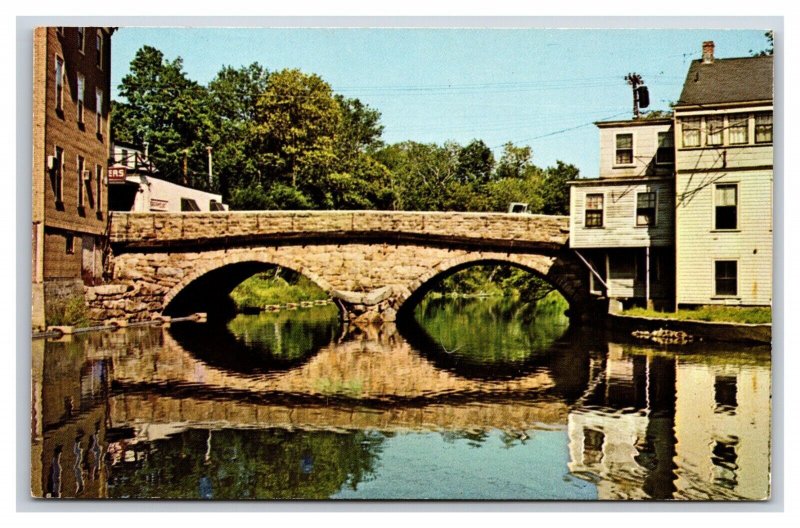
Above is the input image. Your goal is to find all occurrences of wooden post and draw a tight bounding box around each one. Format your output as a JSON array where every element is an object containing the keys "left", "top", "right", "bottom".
[{"left": 646, "top": 246, "right": 653, "bottom": 310}]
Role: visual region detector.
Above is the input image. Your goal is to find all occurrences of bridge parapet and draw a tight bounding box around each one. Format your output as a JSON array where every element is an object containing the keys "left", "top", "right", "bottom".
[{"left": 109, "top": 211, "right": 570, "bottom": 250}]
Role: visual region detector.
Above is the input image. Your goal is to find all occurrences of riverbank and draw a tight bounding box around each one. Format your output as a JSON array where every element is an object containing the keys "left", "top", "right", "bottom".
[
  {"left": 230, "top": 271, "right": 328, "bottom": 311},
  {"left": 622, "top": 305, "right": 772, "bottom": 324},
  {"left": 610, "top": 311, "right": 771, "bottom": 344}
]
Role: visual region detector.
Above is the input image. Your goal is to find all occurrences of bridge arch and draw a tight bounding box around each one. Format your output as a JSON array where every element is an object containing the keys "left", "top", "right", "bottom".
[
  {"left": 395, "top": 252, "right": 586, "bottom": 319},
  {"left": 162, "top": 253, "right": 335, "bottom": 317}
]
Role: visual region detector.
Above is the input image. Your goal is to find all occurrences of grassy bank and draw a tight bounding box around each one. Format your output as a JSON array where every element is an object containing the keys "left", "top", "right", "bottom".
[
  {"left": 45, "top": 295, "right": 90, "bottom": 327},
  {"left": 230, "top": 270, "right": 328, "bottom": 311},
  {"left": 622, "top": 305, "right": 772, "bottom": 325}
]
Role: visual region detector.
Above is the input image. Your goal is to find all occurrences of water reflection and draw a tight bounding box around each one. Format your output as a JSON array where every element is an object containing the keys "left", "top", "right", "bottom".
[
  {"left": 167, "top": 305, "right": 340, "bottom": 376},
  {"left": 403, "top": 297, "right": 572, "bottom": 380},
  {"left": 105, "top": 428, "right": 385, "bottom": 499},
  {"left": 31, "top": 300, "right": 771, "bottom": 500}
]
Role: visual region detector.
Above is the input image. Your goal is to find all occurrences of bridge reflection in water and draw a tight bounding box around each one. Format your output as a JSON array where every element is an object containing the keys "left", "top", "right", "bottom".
[{"left": 31, "top": 302, "right": 770, "bottom": 500}]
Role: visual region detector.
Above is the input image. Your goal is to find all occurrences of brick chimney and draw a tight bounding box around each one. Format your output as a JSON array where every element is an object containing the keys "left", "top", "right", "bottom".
[{"left": 702, "top": 41, "right": 715, "bottom": 64}]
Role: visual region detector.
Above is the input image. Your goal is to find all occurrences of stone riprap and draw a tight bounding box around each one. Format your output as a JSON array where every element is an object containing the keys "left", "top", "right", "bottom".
[{"left": 87, "top": 211, "right": 591, "bottom": 324}]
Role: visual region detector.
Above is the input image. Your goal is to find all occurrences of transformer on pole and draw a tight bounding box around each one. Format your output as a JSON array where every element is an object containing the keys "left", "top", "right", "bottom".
[{"left": 624, "top": 73, "right": 650, "bottom": 119}]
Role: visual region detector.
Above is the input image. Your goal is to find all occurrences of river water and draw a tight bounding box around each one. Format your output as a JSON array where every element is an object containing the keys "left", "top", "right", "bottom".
[{"left": 31, "top": 297, "right": 771, "bottom": 500}]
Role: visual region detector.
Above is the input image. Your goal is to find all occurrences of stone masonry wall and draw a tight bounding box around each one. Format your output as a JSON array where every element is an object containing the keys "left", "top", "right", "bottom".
[
  {"left": 109, "top": 211, "right": 570, "bottom": 248},
  {"left": 86, "top": 211, "right": 586, "bottom": 324}
]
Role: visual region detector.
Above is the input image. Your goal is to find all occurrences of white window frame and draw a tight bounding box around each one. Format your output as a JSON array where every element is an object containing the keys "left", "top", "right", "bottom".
[
  {"left": 54, "top": 55, "right": 64, "bottom": 113},
  {"left": 728, "top": 113, "right": 749, "bottom": 145},
  {"left": 635, "top": 190, "right": 658, "bottom": 227},
  {"left": 713, "top": 182, "right": 739, "bottom": 231},
  {"left": 713, "top": 259, "right": 739, "bottom": 298},
  {"left": 584, "top": 192, "right": 604, "bottom": 228},
  {"left": 681, "top": 117, "right": 701, "bottom": 148},
  {"left": 95, "top": 87, "right": 104, "bottom": 135},
  {"left": 706, "top": 115, "right": 724, "bottom": 146},
  {"left": 76, "top": 73, "right": 85, "bottom": 125},
  {"left": 755, "top": 112, "right": 773, "bottom": 144},
  {"left": 614, "top": 132, "right": 635, "bottom": 167},
  {"left": 655, "top": 130, "right": 674, "bottom": 165}
]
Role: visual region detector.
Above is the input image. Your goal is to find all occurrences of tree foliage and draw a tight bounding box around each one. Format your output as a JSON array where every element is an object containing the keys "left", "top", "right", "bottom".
[
  {"left": 113, "top": 46, "right": 211, "bottom": 187},
  {"left": 112, "top": 45, "right": 578, "bottom": 217}
]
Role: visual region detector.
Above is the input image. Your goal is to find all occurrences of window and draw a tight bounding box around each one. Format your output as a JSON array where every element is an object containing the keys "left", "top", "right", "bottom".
[
  {"left": 706, "top": 116, "right": 723, "bottom": 146},
  {"left": 53, "top": 146, "right": 64, "bottom": 202},
  {"left": 636, "top": 192, "right": 657, "bottom": 226},
  {"left": 682, "top": 117, "right": 701, "bottom": 147},
  {"left": 714, "top": 375, "right": 738, "bottom": 411},
  {"left": 77, "top": 27, "right": 85, "bottom": 52},
  {"left": 585, "top": 193, "right": 604, "bottom": 227},
  {"left": 77, "top": 156, "right": 85, "bottom": 208},
  {"left": 54, "top": 56, "right": 64, "bottom": 112},
  {"left": 65, "top": 234, "right": 74, "bottom": 255},
  {"left": 615, "top": 133, "right": 633, "bottom": 165},
  {"left": 96, "top": 31, "right": 103, "bottom": 68},
  {"left": 121, "top": 149, "right": 129, "bottom": 167},
  {"left": 181, "top": 198, "right": 200, "bottom": 211},
  {"left": 656, "top": 131, "right": 674, "bottom": 164},
  {"left": 755, "top": 112, "right": 773, "bottom": 144},
  {"left": 728, "top": 114, "right": 748, "bottom": 145},
  {"left": 96, "top": 165, "right": 103, "bottom": 213},
  {"left": 210, "top": 200, "right": 225, "bottom": 211},
  {"left": 95, "top": 88, "right": 104, "bottom": 135},
  {"left": 715, "top": 184, "right": 738, "bottom": 230},
  {"left": 76, "top": 74, "right": 85, "bottom": 124},
  {"left": 715, "top": 260, "right": 738, "bottom": 296}
]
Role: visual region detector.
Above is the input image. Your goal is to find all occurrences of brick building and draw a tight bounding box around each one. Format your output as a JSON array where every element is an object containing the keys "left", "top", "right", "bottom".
[{"left": 32, "top": 27, "right": 115, "bottom": 330}]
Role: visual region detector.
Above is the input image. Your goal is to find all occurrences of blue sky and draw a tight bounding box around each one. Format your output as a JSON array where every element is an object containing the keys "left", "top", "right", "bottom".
[{"left": 110, "top": 27, "right": 769, "bottom": 177}]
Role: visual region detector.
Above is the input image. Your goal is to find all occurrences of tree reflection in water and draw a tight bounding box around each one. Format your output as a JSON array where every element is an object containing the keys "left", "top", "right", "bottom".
[
  {"left": 402, "top": 296, "right": 572, "bottom": 380},
  {"left": 168, "top": 305, "right": 340, "bottom": 375},
  {"left": 106, "top": 428, "right": 386, "bottom": 499}
]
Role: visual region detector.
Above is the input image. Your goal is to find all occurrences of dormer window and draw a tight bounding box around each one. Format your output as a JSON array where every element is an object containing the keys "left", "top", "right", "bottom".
[{"left": 615, "top": 133, "right": 633, "bottom": 165}]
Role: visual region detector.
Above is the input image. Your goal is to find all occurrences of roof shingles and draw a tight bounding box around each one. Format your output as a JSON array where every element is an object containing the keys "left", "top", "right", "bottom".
[{"left": 676, "top": 55, "right": 773, "bottom": 107}]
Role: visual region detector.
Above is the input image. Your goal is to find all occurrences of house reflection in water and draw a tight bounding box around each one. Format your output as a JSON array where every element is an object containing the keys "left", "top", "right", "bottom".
[{"left": 567, "top": 342, "right": 769, "bottom": 500}]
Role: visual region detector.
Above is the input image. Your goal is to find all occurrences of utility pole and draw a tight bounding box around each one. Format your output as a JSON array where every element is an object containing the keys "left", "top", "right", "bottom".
[
  {"left": 182, "top": 149, "right": 189, "bottom": 185},
  {"left": 206, "top": 146, "right": 213, "bottom": 188},
  {"left": 624, "top": 73, "right": 649, "bottom": 119}
]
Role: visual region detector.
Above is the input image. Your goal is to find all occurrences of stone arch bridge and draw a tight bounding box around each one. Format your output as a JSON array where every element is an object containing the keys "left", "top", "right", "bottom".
[{"left": 87, "top": 211, "right": 598, "bottom": 324}]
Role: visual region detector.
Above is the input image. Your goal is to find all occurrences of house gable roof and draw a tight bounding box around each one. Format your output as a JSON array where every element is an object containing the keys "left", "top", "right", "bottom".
[{"left": 676, "top": 55, "right": 773, "bottom": 107}]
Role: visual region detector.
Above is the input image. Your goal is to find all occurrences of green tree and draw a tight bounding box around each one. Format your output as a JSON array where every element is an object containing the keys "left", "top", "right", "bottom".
[
  {"left": 537, "top": 161, "right": 578, "bottom": 215},
  {"left": 252, "top": 69, "right": 341, "bottom": 193},
  {"left": 113, "top": 46, "right": 211, "bottom": 187},
  {"left": 751, "top": 30, "right": 774, "bottom": 56},
  {"left": 456, "top": 139, "right": 495, "bottom": 184},
  {"left": 206, "top": 63, "right": 270, "bottom": 198},
  {"left": 375, "top": 141, "right": 461, "bottom": 210},
  {"left": 494, "top": 142, "right": 535, "bottom": 180}
]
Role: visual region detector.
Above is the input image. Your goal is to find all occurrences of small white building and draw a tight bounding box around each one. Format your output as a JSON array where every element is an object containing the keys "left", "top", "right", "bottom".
[
  {"left": 109, "top": 143, "right": 227, "bottom": 213},
  {"left": 568, "top": 117, "right": 675, "bottom": 309}
]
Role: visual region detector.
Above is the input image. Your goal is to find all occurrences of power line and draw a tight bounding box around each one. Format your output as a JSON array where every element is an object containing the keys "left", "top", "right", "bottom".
[{"left": 488, "top": 111, "right": 631, "bottom": 150}]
